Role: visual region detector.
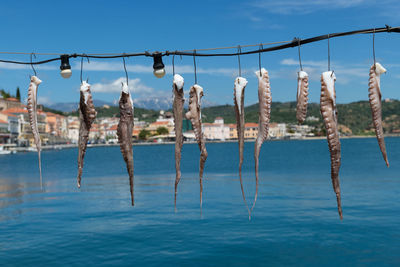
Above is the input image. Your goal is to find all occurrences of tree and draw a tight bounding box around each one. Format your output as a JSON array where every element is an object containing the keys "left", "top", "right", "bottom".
[
  {"left": 0, "top": 89, "right": 11, "bottom": 99},
  {"left": 16, "top": 87, "right": 21, "bottom": 101},
  {"left": 156, "top": 127, "right": 169, "bottom": 135},
  {"left": 139, "top": 129, "right": 150, "bottom": 140}
]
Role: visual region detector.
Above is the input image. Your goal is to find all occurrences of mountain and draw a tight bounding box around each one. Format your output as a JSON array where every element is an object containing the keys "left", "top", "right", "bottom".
[
  {"left": 48, "top": 97, "right": 217, "bottom": 112},
  {"left": 46, "top": 99, "right": 113, "bottom": 112}
]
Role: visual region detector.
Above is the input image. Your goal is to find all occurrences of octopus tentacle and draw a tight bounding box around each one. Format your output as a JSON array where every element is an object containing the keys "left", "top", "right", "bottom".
[
  {"left": 117, "top": 82, "right": 135, "bottom": 206},
  {"left": 296, "top": 71, "right": 309, "bottom": 124},
  {"left": 252, "top": 68, "right": 271, "bottom": 213},
  {"left": 27, "top": 76, "right": 43, "bottom": 189},
  {"left": 185, "top": 84, "right": 207, "bottom": 207},
  {"left": 233, "top": 77, "right": 250, "bottom": 218},
  {"left": 77, "top": 81, "right": 97, "bottom": 188},
  {"left": 368, "top": 63, "right": 389, "bottom": 167},
  {"left": 320, "top": 71, "right": 343, "bottom": 220},
  {"left": 173, "top": 74, "right": 185, "bottom": 207}
]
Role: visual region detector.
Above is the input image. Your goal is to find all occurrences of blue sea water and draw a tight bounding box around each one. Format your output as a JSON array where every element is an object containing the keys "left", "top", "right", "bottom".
[{"left": 0, "top": 138, "right": 399, "bottom": 266}]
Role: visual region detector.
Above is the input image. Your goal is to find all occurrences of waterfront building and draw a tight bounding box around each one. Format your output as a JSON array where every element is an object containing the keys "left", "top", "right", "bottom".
[
  {"left": 228, "top": 123, "right": 259, "bottom": 140},
  {"left": 244, "top": 123, "right": 258, "bottom": 139},
  {"left": 269, "top": 123, "right": 287, "bottom": 138},
  {"left": 45, "top": 112, "right": 68, "bottom": 140},
  {"left": 203, "top": 117, "right": 230, "bottom": 140},
  {"left": 0, "top": 97, "right": 23, "bottom": 111},
  {"left": 146, "top": 120, "right": 173, "bottom": 134},
  {"left": 1, "top": 107, "right": 46, "bottom": 146}
]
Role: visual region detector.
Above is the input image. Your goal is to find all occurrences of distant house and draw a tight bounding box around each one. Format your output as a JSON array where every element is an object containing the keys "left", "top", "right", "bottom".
[
  {"left": 146, "top": 120, "right": 173, "bottom": 134},
  {"left": 106, "top": 124, "right": 118, "bottom": 137},
  {"left": 0, "top": 97, "right": 23, "bottom": 111},
  {"left": 229, "top": 123, "right": 258, "bottom": 140},
  {"left": 1, "top": 106, "right": 47, "bottom": 146},
  {"left": 203, "top": 117, "right": 230, "bottom": 140},
  {"left": 244, "top": 123, "right": 258, "bottom": 139}
]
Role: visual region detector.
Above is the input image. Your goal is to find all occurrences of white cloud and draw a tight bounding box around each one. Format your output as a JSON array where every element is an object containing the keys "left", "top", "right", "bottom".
[
  {"left": 0, "top": 62, "right": 56, "bottom": 71},
  {"left": 37, "top": 96, "right": 53, "bottom": 105},
  {"left": 90, "top": 77, "right": 155, "bottom": 97},
  {"left": 280, "top": 58, "right": 370, "bottom": 84}
]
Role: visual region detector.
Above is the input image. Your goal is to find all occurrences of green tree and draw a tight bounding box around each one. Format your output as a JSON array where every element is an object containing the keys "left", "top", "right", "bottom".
[
  {"left": 139, "top": 129, "right": 150, "bottom": 140},
  {"left": 156, "top": 126, "right": 169, "bottom": 135},
  {"left": 16, "top": 87, "right": 21, "bottom": 101},
  {"left": 0, "top": 89, "right": 11, "bottom": 99}
]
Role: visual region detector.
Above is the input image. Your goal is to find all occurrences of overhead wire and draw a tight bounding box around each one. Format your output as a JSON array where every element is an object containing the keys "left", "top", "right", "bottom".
[{"left": 0, "top": 25, "right": 398, "bottom": 66}]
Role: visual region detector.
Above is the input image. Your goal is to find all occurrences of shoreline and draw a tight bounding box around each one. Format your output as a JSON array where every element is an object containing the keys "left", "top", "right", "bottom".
[{"left": 4, "top": 134, "right": 399, "bottom": 153}]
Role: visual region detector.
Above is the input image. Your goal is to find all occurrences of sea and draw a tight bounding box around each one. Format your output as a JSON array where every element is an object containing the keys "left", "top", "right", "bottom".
[{"left": 0, "top": 137, "right": 399, "bottom": 266}]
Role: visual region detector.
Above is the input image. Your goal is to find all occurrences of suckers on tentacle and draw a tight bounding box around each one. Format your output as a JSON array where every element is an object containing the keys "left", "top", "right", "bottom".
[
  {"left": 320, "top": 71, "right": 343, "bottom": 220},
  {"left": 27, "top": 75, "right": 43, "bottom": 188},
  {"left": 296, "top": 71, "right": 309, "bottom": 124},
  {"left": 368, "top": 63, "right": 389, "bottom": 167},
  {"left": 185, "top": 84, "right": 207, "bottom": 207},
  {"left": 252, "top": 68, "right": 271, "bottom": 212}
]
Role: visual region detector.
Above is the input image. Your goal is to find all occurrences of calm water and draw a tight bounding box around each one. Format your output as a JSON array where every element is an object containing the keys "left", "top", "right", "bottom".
[{"left": 0, "top": 138, "right": 399, "bottom": 266}]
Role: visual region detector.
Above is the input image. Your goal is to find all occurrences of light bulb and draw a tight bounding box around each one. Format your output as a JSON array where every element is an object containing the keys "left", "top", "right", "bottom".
[
  {"left": 60, "top": 69, "right": 72, "bottom": 78},
  {"left": 153, "top": 68, "right": 166, "bottom": 78},
  {"left": 60, "top": 54, "right": 72, "bottom": 79},
  {"left": 152, "top": 52, "right": 165, "bottom": 78}
]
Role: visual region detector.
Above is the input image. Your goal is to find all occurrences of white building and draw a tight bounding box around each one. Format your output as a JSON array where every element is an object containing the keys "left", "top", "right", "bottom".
[
  {"left": 202, "top": 117, "right": 230, "bottom": 141},
  {"left": 269, "top": 123, "right": 287, "bottom": 138}
]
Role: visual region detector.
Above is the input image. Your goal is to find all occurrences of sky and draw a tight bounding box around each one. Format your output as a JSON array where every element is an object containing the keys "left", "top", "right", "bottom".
[{"left": 1, "top": 0, "right": 400, "bottom": 108}]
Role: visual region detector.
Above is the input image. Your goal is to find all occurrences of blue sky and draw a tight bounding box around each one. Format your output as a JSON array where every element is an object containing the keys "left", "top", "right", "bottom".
[{"left": 1, "top": 0, "right": 400, "bottom": 108}]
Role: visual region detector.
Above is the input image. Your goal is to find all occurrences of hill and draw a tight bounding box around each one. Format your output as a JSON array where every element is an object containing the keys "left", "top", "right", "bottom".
[
  {"left": 60, "top": 99, "right": 400, "bottom": 135},
  {"left": 201, "top": 100, "right": 400, "bottom": 135}
]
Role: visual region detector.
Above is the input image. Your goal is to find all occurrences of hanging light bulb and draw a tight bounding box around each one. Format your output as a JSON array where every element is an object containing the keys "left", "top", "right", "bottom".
[
  {"left": 152, "top": 52, "right": 165, "bottom": 78},
  {"left": 60, "top": 54, "right": 72, "bottom": 78}
]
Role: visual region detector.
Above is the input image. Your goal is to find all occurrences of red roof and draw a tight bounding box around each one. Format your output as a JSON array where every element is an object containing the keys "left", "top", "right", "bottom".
[
  {"left": 0, "top": 119, "right": 7, "bottom": 124},
  {"left": 245, "top": 123, "right": 258, "bottom": 128},
  {"left": 151, "top": 121, "right": 169, "bottom": 125},
  {"left": 2, "top": 107, "right": 27, "bottom": 114},
  {"left": 108, "top": 125, "right": 118, "bottom": 131}
]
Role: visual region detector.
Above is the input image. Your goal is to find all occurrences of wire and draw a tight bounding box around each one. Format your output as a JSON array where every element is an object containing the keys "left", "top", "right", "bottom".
[
  {"left": 258, "top": 44, "right": 263, "bottom": 76},
  {"left": 327, "top": 34, "right": 331, "bottom": 71},
  {"left": 297, "top": 38, "right": 303, "bottom": 71},
  {"left": 122, "top": 55, "right": 128, "bottom": 85},
  {"left": 373, "top": 28, "right": 376, "bottom": 67},
  {"left": 193, "top": 50, "right": 197, "bottom": 84},
  {"left": 237, "top": 45, "right": 242, "bottom": 77},
  {"left": 30, "top": 53, "right": 37, "bottom": 76},
  {"left": 0, "top": 25, "right": 398, "bottom": 65}
]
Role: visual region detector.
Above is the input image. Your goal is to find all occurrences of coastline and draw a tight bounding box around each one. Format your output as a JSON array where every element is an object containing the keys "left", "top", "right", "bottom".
[{"left": 3, "top": 134, "right": 399, "bottom": 153}]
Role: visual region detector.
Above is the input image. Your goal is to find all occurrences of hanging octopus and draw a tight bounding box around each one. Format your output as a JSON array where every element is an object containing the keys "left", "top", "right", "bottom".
[
  {"left": 185, "top": 84, "right": 207, "bottom": 207},
  {"left": 117, "top": 82, "right": 135, "bottom": 206},
  {"left": 320, "top": 71, "right": 343, "bottom": 220},
  {"left": 233, "top": 76, "right": 250, "bottom": 217},
  {"left": 368, "top": 63, "right": 389, "bottom": 167},
  {"left": 77, "top": 81, "right": 97, "bottom": 188},
  {"left": 252, "top": 68, "right": 271, "bottom": 212},
  {"left": 173, "top": 74, "right": 185, "bottom": 206},
  {"left": 27, "top": 75, "right": 43, "bottom": 188}
]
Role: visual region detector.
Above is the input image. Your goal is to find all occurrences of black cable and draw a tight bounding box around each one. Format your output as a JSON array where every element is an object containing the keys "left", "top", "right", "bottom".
[
  {"left": 0, "top": 25, "right": 398, "bottom": 65},
  {"left": 258, "top": 44, "right": 263, "bottom": 76},
  {"left": 297, "top": 38, "right": 303, "bottom": 71},
  {"left": 122, "top": 55, "right": 128, "bottom": 85},
  {"left": 193, "top": 50, "right": 197, "bottom": 84},
  {"left": 237, "top": 45, "right": 241, "bottom": 77}
]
